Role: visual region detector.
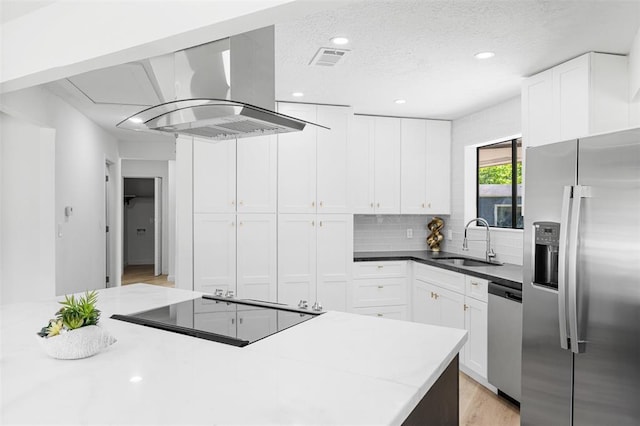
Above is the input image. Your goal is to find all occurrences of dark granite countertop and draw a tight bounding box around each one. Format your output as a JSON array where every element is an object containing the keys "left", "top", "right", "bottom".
[{"left": 354, "top": 250, "right": 522, "bottom": 290}]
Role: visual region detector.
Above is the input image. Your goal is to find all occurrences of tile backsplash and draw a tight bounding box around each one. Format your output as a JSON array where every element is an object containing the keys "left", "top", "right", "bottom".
[{"left": 354, "top": 215, "right": 451, "bottom": 252}]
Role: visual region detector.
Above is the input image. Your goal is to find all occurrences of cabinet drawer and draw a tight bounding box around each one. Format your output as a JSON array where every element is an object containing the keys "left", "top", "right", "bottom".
[
  {"left": 353, "top": 261, "right": 407, "bottom": 278},
  {"left": 353, "top": 305, "right": 407, "bottom": 321},
  {"left": 353, "top": 278, "right": 407, "bottom": 307},
  {"left": 414, "top": 262, "right": 465, "bottom": 294},
  {"left": 465, "top": 276, "right": 488, "bottom": 303}
]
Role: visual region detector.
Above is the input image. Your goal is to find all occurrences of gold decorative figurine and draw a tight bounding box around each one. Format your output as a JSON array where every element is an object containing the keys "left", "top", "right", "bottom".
[{"left": 426, "top": 217, "right": 444, "bottom": 252}]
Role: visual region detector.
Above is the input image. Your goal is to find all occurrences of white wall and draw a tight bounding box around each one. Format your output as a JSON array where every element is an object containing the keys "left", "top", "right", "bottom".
[
  {"left": 0, "top": 112, "right": 56, "bottom": 304},
  {"left": 449, "top": 97, "right": 524, "bottom": 265},
  {"left": 1, "top": 85, "right": 120, "bottom": 296},
  {"left": 119, "top": 139, "right": 176, "bottom": 161},
  {"left": 121, "top": 160, "right": 170, "bottom": 275}
]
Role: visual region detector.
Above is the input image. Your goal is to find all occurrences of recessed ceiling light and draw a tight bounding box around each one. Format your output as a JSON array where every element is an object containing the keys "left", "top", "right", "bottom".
[
  {"left": 394, "top": 99, "right": 406, "bottom": 105},
  {"left": 129, "top": 117, "right": 143, "bottom": 124},
  {"left": 292, "top": 92, "right": 304, "bottom": 97},
  {"left": 474, "top": 51, "right": 495, "bottom": 59},
  {"left": 129, "top": 376, "right": 143, "bottom": 383},
  {"left": 330, "top": 36, "right": 349, "bottom": 45}
]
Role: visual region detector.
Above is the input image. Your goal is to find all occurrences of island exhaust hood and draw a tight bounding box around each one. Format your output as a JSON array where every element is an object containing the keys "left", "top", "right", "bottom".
[{"left": 117, "top": 26, "right": 326, "bottom": 140}]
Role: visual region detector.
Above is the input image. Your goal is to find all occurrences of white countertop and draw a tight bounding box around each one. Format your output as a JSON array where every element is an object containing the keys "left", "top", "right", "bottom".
[{"left": 1, "top": 284, "right": 467, "bottom": 425}]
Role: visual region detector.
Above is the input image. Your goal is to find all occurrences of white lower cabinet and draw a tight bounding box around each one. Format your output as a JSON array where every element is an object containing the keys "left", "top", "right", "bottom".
[
  {"left": 278, "top": 214, "right": 353, "bottom": 311},
  {"left": 194, "top": 213, "right": 277, "bottom": 302},
  {"left": 351, "top": 261, "right": 408, "bottom": 319},
  {"left": 411, "top": 263, "right": 488, "bottom": 380}
]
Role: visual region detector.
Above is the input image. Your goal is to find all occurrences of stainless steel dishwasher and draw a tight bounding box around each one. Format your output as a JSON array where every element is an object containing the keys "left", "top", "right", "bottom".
[{"left": 488, "top": 281, "right": 522, "bottom": 404}]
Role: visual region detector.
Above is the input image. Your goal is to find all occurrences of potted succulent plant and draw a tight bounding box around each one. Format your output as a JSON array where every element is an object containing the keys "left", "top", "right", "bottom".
[{"left": 37, "top": 291, "right": 116, "bottom": 359}]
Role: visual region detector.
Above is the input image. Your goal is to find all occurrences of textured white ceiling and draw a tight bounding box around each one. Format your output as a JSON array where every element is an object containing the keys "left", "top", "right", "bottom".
[
  {"left": 43, "top": 0, "right": 640, "bottom": 142},
  {"left": 274, "top": 0, "right": 640, "bottom": 120}
]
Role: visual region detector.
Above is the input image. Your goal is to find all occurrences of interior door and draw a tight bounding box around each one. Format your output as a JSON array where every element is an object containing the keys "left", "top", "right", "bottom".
[
  {"left": 154, "top": 177, "right": 162, "bottom": 276},
  {"left": 571, "top": 130, "right": 640, "bottom": 425},
  {"left": 105, "top": 163, "right": 111, "bottom": 286}
]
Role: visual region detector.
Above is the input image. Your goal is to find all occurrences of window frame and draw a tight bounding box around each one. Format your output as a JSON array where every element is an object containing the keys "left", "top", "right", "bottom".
[{"left": 475, "top": 138, "right": 522, "bottom": 229}]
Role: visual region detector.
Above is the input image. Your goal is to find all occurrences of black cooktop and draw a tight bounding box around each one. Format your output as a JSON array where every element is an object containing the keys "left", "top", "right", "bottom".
[{"left": 111, "top": 296, "right": 322, "bottom": 347}]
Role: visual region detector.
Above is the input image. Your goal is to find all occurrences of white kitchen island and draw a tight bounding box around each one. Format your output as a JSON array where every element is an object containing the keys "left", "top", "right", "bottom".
[{"left": 1, "top": 284, "right": 466, "bottom": 425}]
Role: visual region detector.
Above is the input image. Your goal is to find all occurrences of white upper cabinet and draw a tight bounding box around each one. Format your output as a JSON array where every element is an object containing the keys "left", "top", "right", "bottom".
[
  {"left": 193, "top": 139, "right": 236, "bottom": 213},
  {"left": 522, "top": 52, "right": 629, "bottom": 148},
  {"left": 316, "top": 105, "right": 352, "bottom": 213},
  {"left": 373, "top": 117, "right": 401, "bottom": 213},
  {"left": 236, "top": 214, "right": 277, "bottom": 302},
  {"left": 277, "top": 103, "right": 317, "bottom": 213},
  {"left": 350, "top": 115, "right": 401, "bottom": 214},
  {"left": 236, "top": 135, "right": 277, "bottom": 213},
  {"left": 400, "top": 119, "right": 451, "bottom": 215},
  {"left": 425, "top": 120, "right": 451, "bottom": 214},
  {"left": 193, "top": 213, "right": 236, "bottom": 294},
  {"left": 349, "top": 115, "right": 375, "bottom": 213}
]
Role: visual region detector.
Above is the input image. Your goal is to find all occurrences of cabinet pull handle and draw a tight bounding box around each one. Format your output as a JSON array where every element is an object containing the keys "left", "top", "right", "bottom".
[
  {"left": 428, "top": 202, "right": 431, "bottom": 208},
  {"left": 231, "top": 200, "right": 235, "bottom": 205},
  {"left": 239, "top": 318, "right": 243, "bottom": 325},
  {"left": 312, "top": 201, "right": 315, "bottom": 207},
  {"left": 377, "top": 313, "right": 383, "bottom": 317},
  {"left": 471, "top": 281, "right": 479, "bottom": 286},
  {"left": 231, "top": 221, "right": 235, "bottom": 227},
  {"left": 422, "top": 202, "right": 425, "bottom": 208},
  {"left": 370, "top": 203, "right": 374, "bottom": 208},
  {"left": 311, "top": 220, "right": 315, "bottom": 226},
  {"left": 377, "top": 265, "right": 384, "bottom": 269},
  {"left": 464, "top": 304, "right": 469, "bottom": 311},
  {"left": 434, "top": 293, "right": 439, "bottom": 299},
  {"left": 377, "top": 285, "right": 384, "bottom": 289},
  {"left": 239, "top": 200, "right": 244, "bottom": 205},
  {"left": 319, "top": 221, "right": 323, "bottom": 227},
  {"left": 239, "top": 222, "right": 243, "bottom": 226},
  {"left": 320, "top": 201, "right": 323, "bottom": 207},
  {"left": 377, "top": 203, "right": 380, "bottom": 208},
  {"left": 231, "top": 318, "right": 235, "bottom": 325}
]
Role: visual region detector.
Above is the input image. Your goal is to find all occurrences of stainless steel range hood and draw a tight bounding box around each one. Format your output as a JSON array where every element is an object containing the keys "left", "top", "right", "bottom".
[{"left": 117, "top": 26, "right": 326, "bottom": 140}]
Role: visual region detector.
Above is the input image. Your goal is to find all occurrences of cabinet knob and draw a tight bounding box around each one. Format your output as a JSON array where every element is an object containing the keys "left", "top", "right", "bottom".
[
  {"left": 312, "top": 201, "right": 315, "bottom": 207},
  {"left": 319, "top": 221, "right": 323, "bottom": 227},
  {"left": 231, "top": 200, "right": 235, "bottom": 205},
  {"left": 428, "top": 202, "right": 431, "bottom": 208},
  {"left": 239, "top": 200, "right": 244, "bottom": 206},
  {"left": 370, "top": 203, "right": 374, "bottom": 208},
  {"left": 239, "top": 222, "right": 243, "bottom": 226},
  {"left": 215, "top": 289, "right": 224, "bottom": 297},
  {"left": 422, "top": 202, "right": 425, "bottom": 208},
  {"left": 319, "top": 201, "right": 323, "bottom": 207},
  {"left": 311, "top": 220, "right": 315, "bottom": 226}
]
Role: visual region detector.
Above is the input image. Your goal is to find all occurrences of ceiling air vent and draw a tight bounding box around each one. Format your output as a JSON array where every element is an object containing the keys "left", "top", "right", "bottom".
[{"left": 309, "top": 48, "right": 349, "bottom": 67}]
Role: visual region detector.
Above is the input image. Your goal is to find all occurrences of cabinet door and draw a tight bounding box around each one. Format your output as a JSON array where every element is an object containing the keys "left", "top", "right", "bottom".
[
  {"left": 349, "top": 115, "right": 375, "bottom": 213},
  {"left": 425, "top": 120, "right": 451, "bottom": 214},
  {"left": 316, "top": 214, "right": 353, "bottom": 312},
  {"left": 236, "top": 135, "right": 277, "bottom": 213},
  {"left": 236, "top": 214, "right": 276, "bottom": 302},
  {"left": 436, "top": 286, "right": 465, "bottom": 330},
  {"left": 193, "top": 139, "right": 236, "bottom": 213},
  {"left": 412, "top": 280, "right": 439, "bottom": 326},
  {"left": 193, "top": 214, "right": 236, "bottom": 294},
  {"left": 400, "top": 118, "right": 427, "bottom": 214},
  {"left": 553, "top": 54, "right": 589, "bottom": 141},
  {"left": 373, "top": 117, "right": 401, "bottom": 213},
  {"left": 237, "top": 309, "right": 277, "bottom": 343},
  {"left": 277, "top": 103, "right": 317, "bottom": 213},
  {"left": 277, "top": 214, "right": 317, "bottom": 307},
  {"left": 522, "top": 69, "right": 554, "bottom": 148},
  {"left": 464, "top": 296, "right": 488, "bottom": 378},
  {"left": 317, "top": 106, "right": 351, "bottom": 213}
]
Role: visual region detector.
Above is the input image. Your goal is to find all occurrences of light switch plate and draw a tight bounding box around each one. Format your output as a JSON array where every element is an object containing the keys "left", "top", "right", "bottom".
[{"left": 406, "top": 228, "right": 413, "bottom": 238}]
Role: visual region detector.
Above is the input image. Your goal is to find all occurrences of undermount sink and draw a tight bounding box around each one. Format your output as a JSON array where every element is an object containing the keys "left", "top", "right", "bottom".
[{"left": 433, "top": 257, "right": 503, "bottom": 267}]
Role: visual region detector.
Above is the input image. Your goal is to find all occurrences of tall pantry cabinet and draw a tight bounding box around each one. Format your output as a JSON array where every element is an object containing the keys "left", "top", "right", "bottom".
[
  {"left": 277, "top": 102, "right": 354, "bottom": 311},
  {"left": 192, "top": 135, "right": 278, "bottom": 302}
]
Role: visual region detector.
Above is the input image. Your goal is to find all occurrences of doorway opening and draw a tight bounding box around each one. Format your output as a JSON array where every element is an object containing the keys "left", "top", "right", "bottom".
[{"left": 122, "top": 177, "right": 172, "bottom": 287}]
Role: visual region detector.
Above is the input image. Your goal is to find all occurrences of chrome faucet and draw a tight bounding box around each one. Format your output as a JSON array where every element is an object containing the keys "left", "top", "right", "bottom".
[{"left": 463, "top": 218, "right": 497, "bottom": 262}]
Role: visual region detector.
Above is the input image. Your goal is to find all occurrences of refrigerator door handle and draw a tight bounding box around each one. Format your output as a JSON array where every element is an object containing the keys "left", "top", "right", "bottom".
[
  {"left": 558, "top": 185, "right": 572, "bottom": 350},
  {"left": 568, "top": 185, "right": 590, "bottom": 354}
]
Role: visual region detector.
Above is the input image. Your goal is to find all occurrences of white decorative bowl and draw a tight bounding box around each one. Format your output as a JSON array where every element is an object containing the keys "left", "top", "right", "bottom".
[{"left": 38, "top": 325, "right": 116, "bottom": 360}]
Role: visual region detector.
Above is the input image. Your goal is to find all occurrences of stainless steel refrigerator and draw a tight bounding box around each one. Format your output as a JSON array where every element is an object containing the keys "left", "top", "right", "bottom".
[{"left": 521, "top": 127, "right": 640, "bottom": 426}]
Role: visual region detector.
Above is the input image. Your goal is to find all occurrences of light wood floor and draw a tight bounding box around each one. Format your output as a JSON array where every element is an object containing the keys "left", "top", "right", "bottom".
[
  {"left": 120, "top": 266, "right": 518, "bottom": 425},
  {"left": 122, "top": 264, "right": 174, "bottom": 287},
  {"left": 460, "top": 372, "right": 520, "bottom": 426}
]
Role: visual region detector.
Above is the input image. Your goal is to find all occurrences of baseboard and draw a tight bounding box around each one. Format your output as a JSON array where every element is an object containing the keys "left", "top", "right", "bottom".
[
  {"left": 127, "top": 260, "right": 154, "bottom": 266},
  {"left": 459, "top": 364, "right": 497, "bottom": 393}
]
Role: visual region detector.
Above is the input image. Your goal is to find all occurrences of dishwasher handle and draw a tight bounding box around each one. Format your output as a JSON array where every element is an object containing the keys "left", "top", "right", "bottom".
[{"left": 488, "top": 282, "right": 522, "bottom": 304}]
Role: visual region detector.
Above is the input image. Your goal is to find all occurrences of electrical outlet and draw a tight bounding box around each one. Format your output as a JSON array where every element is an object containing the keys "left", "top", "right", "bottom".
[
  {"left": 406, "top": 228, "right": 413, "bottom": 238},
  {"left": 447, "top": 229, "right": 453, "bottom": 241}
]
